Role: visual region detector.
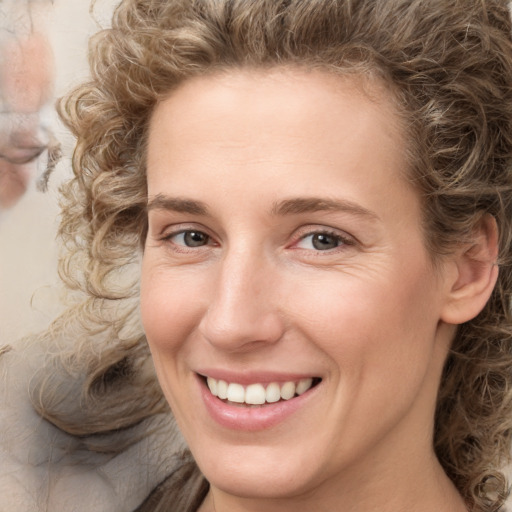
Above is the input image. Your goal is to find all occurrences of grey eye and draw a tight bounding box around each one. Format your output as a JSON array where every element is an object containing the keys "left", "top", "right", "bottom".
[
  {"left": 182, "top": 231, "right": 209, "bottom": 247},
  {"left": 296, "top": 232, "right": 344, "bottom": 251},
  {"left": 310, "top": 233, "right": 341, "bottom": 250}
]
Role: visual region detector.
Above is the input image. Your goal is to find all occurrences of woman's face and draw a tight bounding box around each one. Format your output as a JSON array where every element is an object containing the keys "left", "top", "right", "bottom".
[{"left": 141, "top": 69, "right": 457, "bottom": 503}]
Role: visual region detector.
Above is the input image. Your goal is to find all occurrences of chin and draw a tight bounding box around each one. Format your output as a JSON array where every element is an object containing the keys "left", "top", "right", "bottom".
[
  {"left": 193, "top": 443, "right": 324, "bottom": 500},
  {"left": 207, "top": 468, "right": 310, "bottom": 500}
]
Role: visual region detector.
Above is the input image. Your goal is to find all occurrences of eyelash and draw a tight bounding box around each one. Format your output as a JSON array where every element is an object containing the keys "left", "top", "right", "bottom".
[
  {"left": 160, "top": 226, "right": 354, "bottom": 254},
  {"left": 160, "top": 228, "right": 215, "bottom": 251},
  {"left": 291, "top": 228, "right": 355, "bottom": 253}
]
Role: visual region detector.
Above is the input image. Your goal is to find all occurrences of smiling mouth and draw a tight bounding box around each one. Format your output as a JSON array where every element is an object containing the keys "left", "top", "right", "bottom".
[{"left": 202, "top": 375, "right": 322, "bottom": 406}]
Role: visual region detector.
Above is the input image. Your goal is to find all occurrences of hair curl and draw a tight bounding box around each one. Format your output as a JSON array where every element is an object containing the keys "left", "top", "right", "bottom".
[{"left": 46, "top": 1, "right": 512, "bottom": 510}]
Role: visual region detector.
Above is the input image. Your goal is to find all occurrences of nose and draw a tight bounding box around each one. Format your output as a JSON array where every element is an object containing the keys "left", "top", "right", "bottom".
[{"left": 198, "top": 251, "right": 285, "bottom": 352}]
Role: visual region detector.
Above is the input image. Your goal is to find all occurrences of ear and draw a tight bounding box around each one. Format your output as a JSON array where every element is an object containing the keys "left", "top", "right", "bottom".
[{"left": 441, "top": 214, "right": 499, "bottom": 325}]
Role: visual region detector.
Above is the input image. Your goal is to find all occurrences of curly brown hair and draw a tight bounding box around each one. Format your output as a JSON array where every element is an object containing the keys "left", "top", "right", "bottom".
[{"left": 46, "top": 0, "right": 512, "bottom": 510}]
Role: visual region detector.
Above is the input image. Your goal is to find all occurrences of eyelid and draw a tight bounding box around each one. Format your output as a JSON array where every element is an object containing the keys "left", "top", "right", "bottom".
[{"left": 155, "top": 220, "right": 209, "bottom": 238}]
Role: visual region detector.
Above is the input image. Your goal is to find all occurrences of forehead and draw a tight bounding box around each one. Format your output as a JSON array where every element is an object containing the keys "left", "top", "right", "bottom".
[
  {"left": 151, "top": 67, "right": 401, "bottom": 131},
  {"left": 147, "top": 67, "right": 409, "bottom": 195},
  {"left": 150, "top": 67, "right": 404, "bottom": 154}
]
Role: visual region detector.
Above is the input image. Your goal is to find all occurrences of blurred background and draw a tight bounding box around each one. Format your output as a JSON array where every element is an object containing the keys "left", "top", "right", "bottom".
[{"left": 0, "top": 0, "right": 118, "bottom": 343}]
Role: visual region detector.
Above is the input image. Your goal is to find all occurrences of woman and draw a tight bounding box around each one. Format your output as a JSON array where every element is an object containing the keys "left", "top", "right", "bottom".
[{"left": 35, "top": 0, "right": 512, "bottom": 511}]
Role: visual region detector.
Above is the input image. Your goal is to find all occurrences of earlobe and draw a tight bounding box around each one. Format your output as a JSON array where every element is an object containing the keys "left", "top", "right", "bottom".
[{"left": 440, "top": 214, "right": 499, "bottom": 325}]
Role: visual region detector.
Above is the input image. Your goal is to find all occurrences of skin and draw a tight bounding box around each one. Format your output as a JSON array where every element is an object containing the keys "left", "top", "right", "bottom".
[
  {"left": 1, "top": 31, "right": 53, "bottom": 113},
  {"left": 140, "top": 68, "right": 489, "bottom": 512}
]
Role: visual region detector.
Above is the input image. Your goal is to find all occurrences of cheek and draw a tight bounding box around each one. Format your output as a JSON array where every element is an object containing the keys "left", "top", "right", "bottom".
[
  {"left": 297, "top": 272, "right": 443, "bottom": 447},
  {"left": 140, "top": 263, "right": 193, "bottom": 352},
  {"left": 0, "top": 162, "right": 31, "bottom": 208},
  {"left": 139, "top": 264, "right": 204, "bottom": 413},
  {"left": 289, "top": 263, "right": 442, "bottom": 379}
]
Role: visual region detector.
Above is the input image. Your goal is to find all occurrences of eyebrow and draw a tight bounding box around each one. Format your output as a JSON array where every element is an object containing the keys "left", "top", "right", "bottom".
[
  {"left": 271, "top": 197, "right": 379, "bottom": 220},
  {"left": 147, "top": 194, "right": 209, "bottom": 215},
  {"left": 146, "top": 194, "right": 378, "bottom": 221}
]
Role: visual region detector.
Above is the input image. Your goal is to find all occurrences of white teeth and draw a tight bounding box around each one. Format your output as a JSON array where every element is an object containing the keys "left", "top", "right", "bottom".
[
  {"left": 280, "top": 381, "right": 296, "bottom": 400},
  {"left": 245, "top": 383, "right": 266, "bottom": 405},
  {"left": 226, "top": 383, "right": 245, "bottom": 403},
  {"left": 217, "top": 379, "right": 228, "bottom": 399},
  {"left": 205, "top": 376, "right": 316, "bottom": 404},
  {"left": 206, "top": 377, "right": 217, "bottom": 396},
  {"left": 296, "top": 378, "right": 313, "bottom": 395},
  {"left": 265, "top": 382, "right": 281, "bottom": 403}
]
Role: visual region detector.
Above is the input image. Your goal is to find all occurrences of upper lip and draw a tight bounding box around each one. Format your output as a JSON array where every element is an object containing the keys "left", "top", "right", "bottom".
[{"left": 196, "top": 369, "right": 320, "bottom": 386}]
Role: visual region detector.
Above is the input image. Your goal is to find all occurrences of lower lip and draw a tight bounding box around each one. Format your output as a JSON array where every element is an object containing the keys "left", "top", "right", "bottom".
[{"left": 198, "top": 377, "right": 319, "bottom": 431}]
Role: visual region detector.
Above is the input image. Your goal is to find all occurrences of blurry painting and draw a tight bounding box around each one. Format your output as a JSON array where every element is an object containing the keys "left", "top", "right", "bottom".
[
  {"left": 0, "top": 0, "right": 118, "bottom": 344},
  {"left": 0, "top": 0, "right": 55, "bottom": 210}
]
